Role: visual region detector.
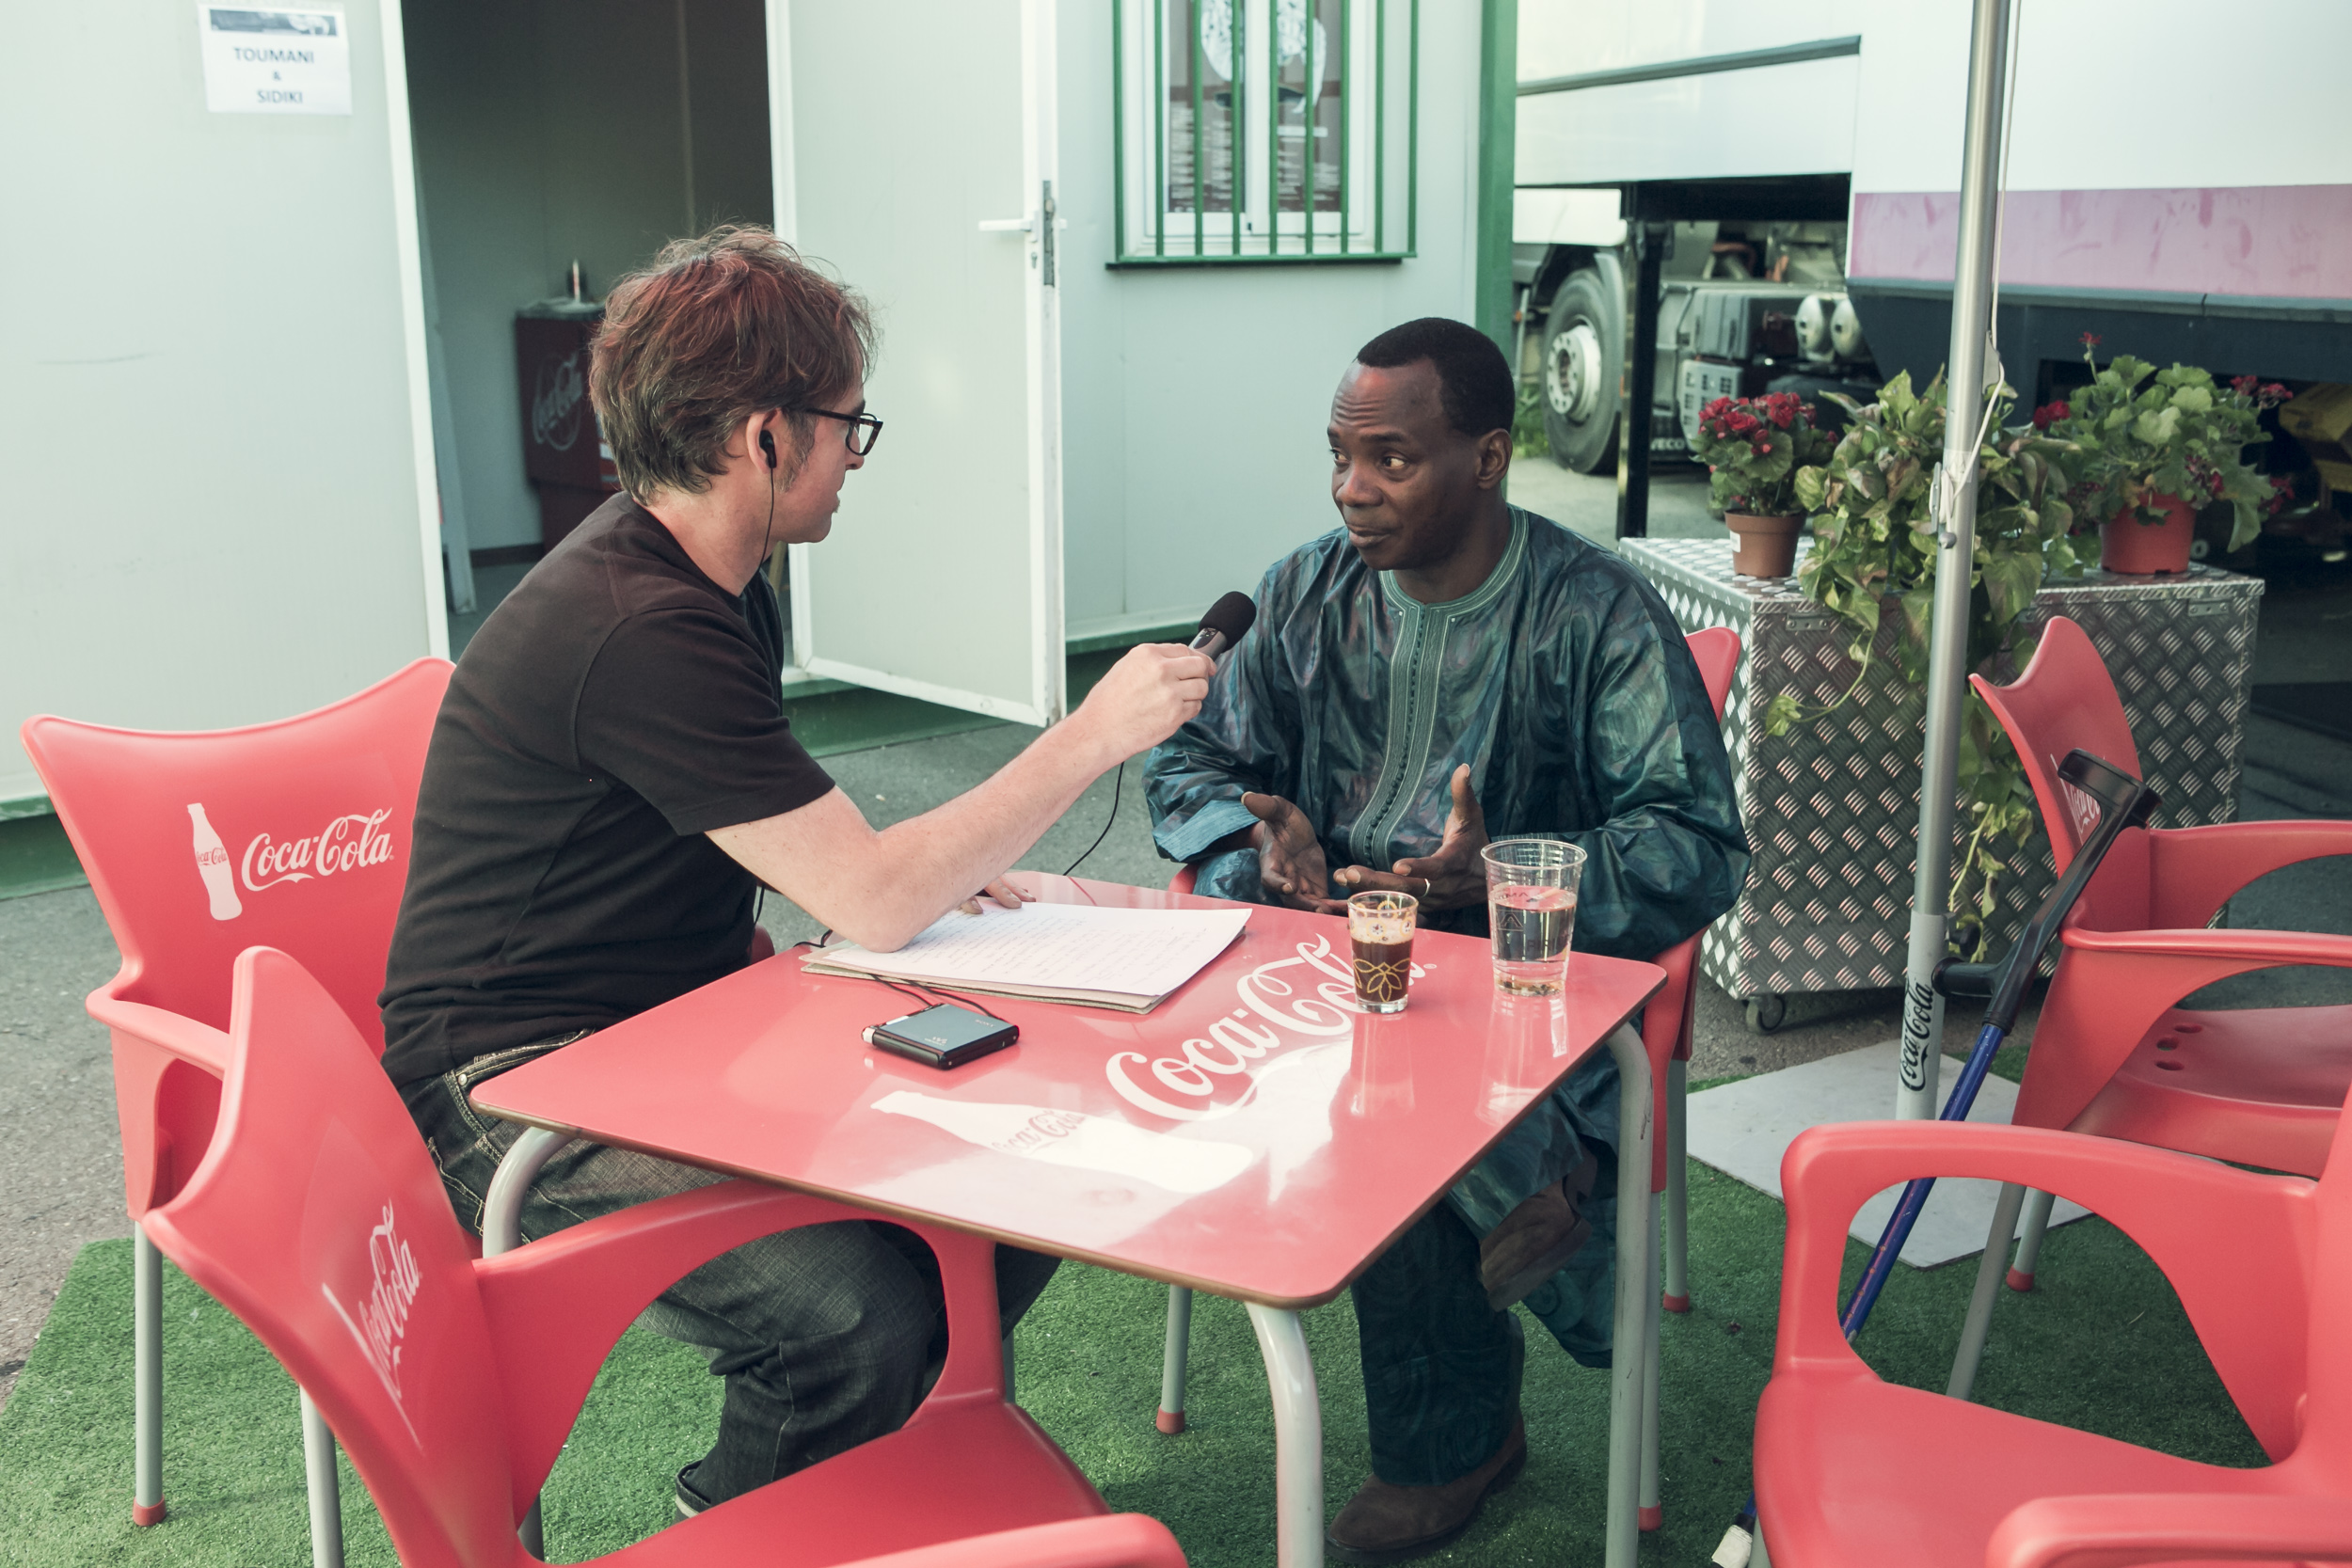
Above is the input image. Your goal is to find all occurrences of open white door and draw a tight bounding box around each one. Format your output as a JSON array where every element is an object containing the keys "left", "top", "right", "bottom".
[{"left": 773, "top": 0, "right": 1064, "bottom": 726}]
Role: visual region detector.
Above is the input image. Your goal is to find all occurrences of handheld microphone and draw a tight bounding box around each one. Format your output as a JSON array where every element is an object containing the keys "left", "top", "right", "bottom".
[{"left": 1189, "top": 591, "right": 1257, "bottom": 660}]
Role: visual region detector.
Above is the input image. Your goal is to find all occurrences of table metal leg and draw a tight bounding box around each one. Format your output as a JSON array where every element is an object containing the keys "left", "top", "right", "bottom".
[
  {"left": 483, "top": 1125, "right": 573, "bottom": 1556},
  {"left": 483, "top": 1127, "right": 575, "bottom": 1259},
  {"left": 1158, "top": 1286, "right": 1194, "bottom": 1433},
  {"left": 1246, "top": 1303, "right": 1323, "bottom": 1568},
  {"left": 1604, "top": 1026, "right": 1657, "bottom": 1568}
]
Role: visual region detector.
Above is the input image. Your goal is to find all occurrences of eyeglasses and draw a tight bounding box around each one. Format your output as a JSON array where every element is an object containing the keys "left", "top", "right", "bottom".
[{"left": 796, "top": 405, "right": 884, "bottom": 456}]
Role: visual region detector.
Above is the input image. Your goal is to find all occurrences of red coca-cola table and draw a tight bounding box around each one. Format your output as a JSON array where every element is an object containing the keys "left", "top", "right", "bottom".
[{"left": 470, "top": 873, "right": 1665, "bottom": 1567}]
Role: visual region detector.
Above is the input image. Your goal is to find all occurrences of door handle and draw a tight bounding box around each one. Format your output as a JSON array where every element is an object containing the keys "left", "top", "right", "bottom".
[{"left": 978, "top": 181, "right": 1058, "bottom": 285}]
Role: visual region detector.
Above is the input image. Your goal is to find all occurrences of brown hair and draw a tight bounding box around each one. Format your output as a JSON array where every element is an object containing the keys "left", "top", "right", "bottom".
[{"left": 590, "top": 226, "right": 875, "bottom": 500}]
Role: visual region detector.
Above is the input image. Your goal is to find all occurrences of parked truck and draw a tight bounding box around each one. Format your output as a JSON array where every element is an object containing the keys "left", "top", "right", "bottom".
[{"left": 1512, "top": 0, "right": 2352, "bottom": 533}]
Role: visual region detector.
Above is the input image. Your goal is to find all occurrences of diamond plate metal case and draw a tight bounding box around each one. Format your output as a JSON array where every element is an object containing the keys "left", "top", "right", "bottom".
[{"left": 1625, "top": 539, "right": 2265, "bottom": 1006}]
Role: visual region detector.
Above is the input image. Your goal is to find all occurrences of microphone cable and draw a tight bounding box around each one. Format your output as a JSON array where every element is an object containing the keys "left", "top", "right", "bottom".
[{"left": 1060, "top": 760, "right": 1122, "bottom": 878}]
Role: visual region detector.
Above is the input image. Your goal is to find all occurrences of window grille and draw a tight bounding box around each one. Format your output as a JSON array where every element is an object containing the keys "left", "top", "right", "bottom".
[{"left": 1113, "top": 0, "right": 1417, "bottom": 265}]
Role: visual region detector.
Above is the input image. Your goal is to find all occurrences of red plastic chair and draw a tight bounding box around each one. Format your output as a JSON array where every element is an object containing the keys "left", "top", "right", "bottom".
[
  {"left": 1753, "top": 1104, "right": 2352, "bottom": 1567},
  {"left": 1152, "top": 627, "right": 1740, "bottom": 1535},
  {"left": 19, "top": 657, "right": 451, "bottom": 1550},
  {"left": 140, "top": 947, "right": 1183, "bottom": 1568},
  {"left": 1969, "top": 616, "right": 2352, "bottom": 1292}
]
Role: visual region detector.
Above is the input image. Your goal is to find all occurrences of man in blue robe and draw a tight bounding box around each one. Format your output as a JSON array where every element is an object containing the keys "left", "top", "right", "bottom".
[{"left": 1145, "top": 318, "right": 1747, "bottom": 1562}]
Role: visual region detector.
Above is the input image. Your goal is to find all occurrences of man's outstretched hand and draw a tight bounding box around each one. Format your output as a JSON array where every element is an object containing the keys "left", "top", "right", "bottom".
[
  {"left": 1243, "top": 791, "right": 1342, "bottom": 913},
  {"left": 1333, "top": 765, "right": 1490, "bottom": 911}
]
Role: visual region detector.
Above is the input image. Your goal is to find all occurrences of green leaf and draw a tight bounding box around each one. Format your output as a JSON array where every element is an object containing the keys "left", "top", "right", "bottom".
[
  {"left": 2132, "top": 406, "right": 2183, "bottom": 447},
  {"left": 1763, "top": 691, "right": 1800, "bottom": 736},
  {"left": 1794, "top": 465, "right": 1829, "bottom": 513},
  {"left": 1981, "top": 548, "right": 2041, "bottom": 626},
  {"left": 1899, "top": 584, "right": 1934, "bottom": 646}
]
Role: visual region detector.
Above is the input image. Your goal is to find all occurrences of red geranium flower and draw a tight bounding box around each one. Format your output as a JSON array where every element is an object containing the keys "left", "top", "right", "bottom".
[
  {"left": 2080, "top": 331, "right": 2102, "bottom": 349},
  {"left": 2031, "top": 401, "right": 2070, "bottom": 431}
]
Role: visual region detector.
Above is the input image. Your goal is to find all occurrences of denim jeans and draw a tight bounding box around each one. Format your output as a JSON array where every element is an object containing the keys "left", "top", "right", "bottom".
[{"left": 402, "top": 1035, "right": 1060, "bottom": 1505}]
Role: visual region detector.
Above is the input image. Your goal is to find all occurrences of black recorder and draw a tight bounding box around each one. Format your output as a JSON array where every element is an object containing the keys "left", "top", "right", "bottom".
[{"left": 863, "top": 1004, "right": 1019, "bottom": 1070}]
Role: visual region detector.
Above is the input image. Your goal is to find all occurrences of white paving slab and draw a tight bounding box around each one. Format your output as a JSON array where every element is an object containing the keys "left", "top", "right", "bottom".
[{"left": 1688, "top": 1040, "right": 2089, "bottom": 1268}]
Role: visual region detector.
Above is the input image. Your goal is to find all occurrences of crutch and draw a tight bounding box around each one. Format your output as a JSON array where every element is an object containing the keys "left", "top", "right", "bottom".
[{"left": 1709, "top": 749, "right": 2159, "bottom": 1568}]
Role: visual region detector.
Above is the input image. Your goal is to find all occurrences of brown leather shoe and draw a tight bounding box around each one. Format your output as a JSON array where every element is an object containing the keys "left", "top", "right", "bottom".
[
  {"left": 1326, "top": 1417, "right": 1528, "bottom": 1564},
  {"left": 1477, "top": 1148, "right": 1598, "bottom": 1310}
]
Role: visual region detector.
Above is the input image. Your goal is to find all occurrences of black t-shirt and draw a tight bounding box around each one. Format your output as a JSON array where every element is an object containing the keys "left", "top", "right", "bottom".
[{"left": 379, "top": 496, "right": 834, "bottom": 1090}]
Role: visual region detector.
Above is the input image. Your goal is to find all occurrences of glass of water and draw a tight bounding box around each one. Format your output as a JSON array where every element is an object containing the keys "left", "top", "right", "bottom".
[{"left": 1482, "top": 839, "right": 1585, "bottom": 996}]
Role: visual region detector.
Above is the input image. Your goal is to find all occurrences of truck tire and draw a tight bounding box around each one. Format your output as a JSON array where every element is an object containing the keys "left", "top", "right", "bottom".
[{"left": 1542, "top": 267, "right": 1622, "bottom": 473}]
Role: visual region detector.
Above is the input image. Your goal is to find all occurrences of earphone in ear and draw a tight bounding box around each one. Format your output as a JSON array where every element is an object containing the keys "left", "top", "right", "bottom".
[{"left": 758, "top": 429, "right": 778, "bottom": 470}]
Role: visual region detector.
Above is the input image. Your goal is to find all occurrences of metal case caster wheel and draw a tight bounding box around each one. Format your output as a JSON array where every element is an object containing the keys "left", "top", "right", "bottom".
[{"left": 1744, "top": 994, "right": 1787, "bottom": 1034}]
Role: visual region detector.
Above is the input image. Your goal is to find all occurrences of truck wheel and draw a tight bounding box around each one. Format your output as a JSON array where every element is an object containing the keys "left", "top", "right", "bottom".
[{"left": 1542, "top": 268, "right": 1622, "bottom": 473}]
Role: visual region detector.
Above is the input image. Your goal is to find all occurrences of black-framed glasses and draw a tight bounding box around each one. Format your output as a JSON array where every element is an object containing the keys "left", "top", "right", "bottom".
[{"left": 796, "top": 405, "right": 884, "bottom": 455}]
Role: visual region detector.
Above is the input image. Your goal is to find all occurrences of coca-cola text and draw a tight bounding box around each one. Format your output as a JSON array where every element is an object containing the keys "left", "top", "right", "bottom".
[{"left": 242, "top": 808, "right": 396, "bottom": 893}]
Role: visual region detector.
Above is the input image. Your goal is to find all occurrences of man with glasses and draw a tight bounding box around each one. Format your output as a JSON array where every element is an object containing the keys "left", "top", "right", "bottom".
[{"left": 381, "top": 226, "right": 1211, "bottom": 1514}]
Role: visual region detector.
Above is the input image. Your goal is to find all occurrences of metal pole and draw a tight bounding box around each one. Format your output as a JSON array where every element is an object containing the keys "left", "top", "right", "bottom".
[
  {"left": 1614, "top": 217, "right": 1664, "bottom": 542},
  {"left": 1895, "top": 0, "right": 2012, "bottom": 1119},
  {"left": 1157, "top": 1285, "right": 1194, "bottom": 1433}
]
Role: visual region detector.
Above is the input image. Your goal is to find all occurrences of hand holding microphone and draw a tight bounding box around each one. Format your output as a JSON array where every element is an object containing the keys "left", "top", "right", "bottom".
[{"left": 1074, "top": 592, "right": 1255, "bottom": 762}]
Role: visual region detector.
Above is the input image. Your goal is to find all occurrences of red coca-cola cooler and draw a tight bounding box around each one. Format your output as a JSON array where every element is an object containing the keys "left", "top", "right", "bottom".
[{"left": 516, "top": 297, "right": 620, "bottom": 550}]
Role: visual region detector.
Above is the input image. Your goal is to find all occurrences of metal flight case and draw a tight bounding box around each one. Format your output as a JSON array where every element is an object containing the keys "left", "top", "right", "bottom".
[{"left": 1621, "top": 537, "right": 2264, "bottom": 1031}]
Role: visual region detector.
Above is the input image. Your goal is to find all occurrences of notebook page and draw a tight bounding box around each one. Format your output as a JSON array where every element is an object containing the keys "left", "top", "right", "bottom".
[{"left": 804, "top": 902, "right": 1249, "bottom": 1000}]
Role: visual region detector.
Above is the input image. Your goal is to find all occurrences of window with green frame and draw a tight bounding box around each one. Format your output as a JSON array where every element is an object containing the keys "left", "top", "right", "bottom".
[{"left": 1113, "top": 0, "right": 1417, "bottom": 265}]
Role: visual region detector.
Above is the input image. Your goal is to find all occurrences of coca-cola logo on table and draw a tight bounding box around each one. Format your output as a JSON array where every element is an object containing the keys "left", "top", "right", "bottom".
[{"left": 1104, "top": 932, "right": 1422, "bottom": 1123}]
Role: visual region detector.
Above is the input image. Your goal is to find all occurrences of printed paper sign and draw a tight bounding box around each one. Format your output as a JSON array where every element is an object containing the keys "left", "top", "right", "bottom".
[{"left": 198, "top": 5, "right": 351, "bottom": 116}]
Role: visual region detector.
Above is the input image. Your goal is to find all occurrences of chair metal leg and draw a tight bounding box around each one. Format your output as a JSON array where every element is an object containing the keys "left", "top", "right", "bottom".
[
  {"left": 2007, "top": 1187, "right": 2057, "bottom": 1291},
  {"left": 1640, "top": 1188, "right": 1663, "bottom": 1532},
  {"left": 1156, "top": 1286, "right": 1193, "bottom": 1433},
  {"left": 1603, "top": 1025, "right": 1656, "bottom": 1568},
  {"left": 134, "top": 1223, "right": 166, "bottom": 1527},
  {"left": 483, "top": 1126, "right": 576, "bottom": 1258},
  {"left": 300, "top": 1389, "right": 345, "bottom": 1568},
  {"left": 484, "top": 1125, "right": 573, "bottom": 1554},
  {"left": 1662, "top": 1056, "right": 1691, "bottom": 1313},
  {"left": 1947, "top": 1180, "right": 2028, "bottom": 1402},
  {"left": 1246, "top": 1304, "right": 1322, "bottom": 1568}
]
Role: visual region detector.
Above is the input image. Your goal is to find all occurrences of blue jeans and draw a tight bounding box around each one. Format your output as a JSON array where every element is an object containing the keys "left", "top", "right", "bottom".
[{"left": 401, "top": 1035, "right": 1059, "bottom": 1505}]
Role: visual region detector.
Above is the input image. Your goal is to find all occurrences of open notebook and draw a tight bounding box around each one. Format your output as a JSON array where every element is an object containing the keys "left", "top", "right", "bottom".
[{"left": 800, "top": 900, "right": 1251, "bottom": 1012}]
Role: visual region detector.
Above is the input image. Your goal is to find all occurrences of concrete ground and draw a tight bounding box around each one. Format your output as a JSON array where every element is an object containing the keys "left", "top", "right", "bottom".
[
  {"left": 1505, "top": 451, "right": 1724, "bottom": 546},
  {"left": 6, "top": 464, "right": 2344, "bottom": 1412}
]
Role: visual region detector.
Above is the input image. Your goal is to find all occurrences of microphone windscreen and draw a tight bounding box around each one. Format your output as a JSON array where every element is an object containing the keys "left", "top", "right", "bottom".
[{"left": 1199, "top": 591, "right": 1257, "bottom": 647}]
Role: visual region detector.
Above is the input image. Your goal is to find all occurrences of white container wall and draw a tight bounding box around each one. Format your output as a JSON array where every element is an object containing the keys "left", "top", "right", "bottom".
[{"left": 2, "top": 0, "right": 440, "bottom": 802}]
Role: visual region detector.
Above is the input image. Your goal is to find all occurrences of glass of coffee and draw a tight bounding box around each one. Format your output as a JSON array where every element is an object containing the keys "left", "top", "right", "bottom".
[
  {"left": 1482, "top": 839, "right": 1585, "bottom": 996},
  {"left": 1346, "top": 890, "right": 1418, "bottom": 1014}
]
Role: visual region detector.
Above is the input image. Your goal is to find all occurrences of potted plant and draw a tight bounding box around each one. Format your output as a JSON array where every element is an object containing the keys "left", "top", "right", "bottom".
[
  {"left": 1692, "top": 392, "right": 1836, "bottom": 578},
  {"left": 1771, "top": 370, "right": 2082, "bottom": 956},
  {"left": 2045, "top": 334, "right": 2289, "bottom": 574}
]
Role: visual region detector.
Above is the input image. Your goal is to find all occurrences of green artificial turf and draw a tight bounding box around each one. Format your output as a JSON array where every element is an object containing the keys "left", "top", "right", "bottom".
[{"left": 0, "top": 1146, "right": 2266, "bottom": 1567}]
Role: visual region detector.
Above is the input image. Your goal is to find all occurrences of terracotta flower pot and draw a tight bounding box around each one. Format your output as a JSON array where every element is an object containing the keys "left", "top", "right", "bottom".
[
  {"left": 1726, "top": 513, "right": 1804, "bottom": 578},
  {"left": 2100, "top": 492, "right": 2196, "bottom": 574}
]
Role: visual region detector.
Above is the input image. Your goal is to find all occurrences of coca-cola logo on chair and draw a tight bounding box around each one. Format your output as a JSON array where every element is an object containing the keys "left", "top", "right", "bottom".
[{"left": 187, "top": 801, "right": 397, "bottom": 922}]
